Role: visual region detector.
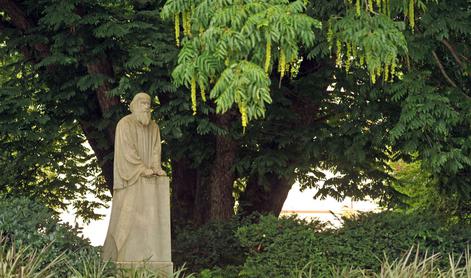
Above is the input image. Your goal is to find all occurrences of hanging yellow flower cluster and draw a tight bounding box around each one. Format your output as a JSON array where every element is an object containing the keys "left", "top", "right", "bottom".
[
  {"left": 335, "top": 40, "right": 342, "bottom": 67},
  {"left": 381, "top": 0, "right": 390, "bottom": 15},
  {"left": 334, "top": 40, "right": 398, "bottom": 84},
  {"left": 239, "top": 102, "right": 248, "bottom": 130},
  {"left": 198, "top": 80, "right": 207, "bottom": 102},
  {"left": 277, "top": 48, "right": 302, "bottom": 81},
  {"left": 368, "top": 60, "right": 398, "bottom": 84},
  {"left": 174, "top": 10, "right": 193, "bottom": 47},
  {"left": 353, "top": 0, "right": 391, "bottom": 16},
  {"left": 189, "top": 77, "right": 208, "bottom": 115},
  {"left": 409, "top": 0, "right": 415, "bottom": 30},
  {"left": 191, "top": 76, "right": 197, "bottom": 115},
  {"left": 174, "top": 14, "right": 180, "bottom": 47},
  {"left": 182, "top": 11, "right": 192, "bottom": 37},
  {"left": 278, "top": 50, "right": 287, "bottom": 79},
  {"left": 264, "top": 39, "right": 272, "bottom": 73}
]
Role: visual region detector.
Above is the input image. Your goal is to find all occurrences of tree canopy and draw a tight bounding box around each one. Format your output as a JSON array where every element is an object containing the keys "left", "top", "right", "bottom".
[{"left": 0, "top": 0, "right": 469, "bottom": 223}]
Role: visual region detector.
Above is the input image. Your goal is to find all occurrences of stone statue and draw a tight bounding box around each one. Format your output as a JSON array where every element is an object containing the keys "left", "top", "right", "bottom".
[{"left": 103, "top": 92, "right": 173, "bottom": 276}]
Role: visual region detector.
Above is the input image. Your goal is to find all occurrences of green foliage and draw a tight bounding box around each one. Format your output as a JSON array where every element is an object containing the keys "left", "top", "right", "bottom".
[
  {"left": 323, "top": 212, "right": 470, "bottom": 271},
  {"left": 387, "top": 70, "right": 471, "bottom": 217},
  {"left": 0, "top": 0, "right": 176, "bottom": 219},
  {"left": 0, "top": 196, "right": 96, "bottom": 276},
  {"left": 330, "top": 12, "right": 407, "bottom": 83},
  {"left": 172, "top": 218, "right": 247, "bottom": 273},
  {"left": 231, "top": 213, "right": 470, "bottom": 277},
  {"left": 299, "top": 247, "right": 471, "bottom": 278},
  {"left": 0, "top": 57, "right": 108, "bottom": 220},
  {"left": 236, "top": 215, "right": 329, "bottom": 277},
  {"left": 0, "top": 0, "right": 469, "bottom": 228},
  {"left": 161, "top": 0, "right": 321, "bottom": 124},
  {"left": 66, "top": 251, "right": 117, "bottom": 278},
  {"left": 0, "top": 239, "right": 65, "bottom": 278},
  {"left": 388, "top": 159, "right": 444, "bottom": 213},
  {"left": 197, "top": 266, "right": 241, "bottom": 278}
]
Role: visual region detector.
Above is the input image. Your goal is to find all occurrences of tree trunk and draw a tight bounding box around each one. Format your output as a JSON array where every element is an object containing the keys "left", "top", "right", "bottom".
[
  {"left": 78, "top": 93, "right": 117, "bottom": 193},
  {"left": 79, "top": 55, "right": 121, "bottom": 193},
  {"left": 238, "top": 173, "right": 294, "bottom": 217},
  {"left": 207, "top": 113, "right": 238, "bottom": 222},
  {"left": 86, "top": 56, "right": 121, "bottom": 145},
  {"left": 171, "top": 158, "right": 198, "bottom": 226}
]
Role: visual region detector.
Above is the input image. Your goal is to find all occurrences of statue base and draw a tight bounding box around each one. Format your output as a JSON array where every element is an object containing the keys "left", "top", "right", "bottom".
[
  {"left": 103, "top": 176, "right": 173, "bottom": 277},
  {"left": 116, "top": 261, "right": 173, "bottom": 277}
]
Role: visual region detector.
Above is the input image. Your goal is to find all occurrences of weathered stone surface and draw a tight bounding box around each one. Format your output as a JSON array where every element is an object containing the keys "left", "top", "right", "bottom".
[{"left": 103, "top": 93, "right": 172, "bottom": 277}]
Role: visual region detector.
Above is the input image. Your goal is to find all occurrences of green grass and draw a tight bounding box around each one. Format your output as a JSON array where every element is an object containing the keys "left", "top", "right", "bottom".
[
  {"left": 294, "top": 247, "right": 471, "bottom": 278},
  {"left": 0, "top": 238, "right": 64, "bottom": 278}
]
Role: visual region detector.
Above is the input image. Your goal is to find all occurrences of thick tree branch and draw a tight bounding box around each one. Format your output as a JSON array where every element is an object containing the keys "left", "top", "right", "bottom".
[
  {"left": 0, "top": 0, "right": 49, "bottom": 58},
  {"left": 431, "top": 50, "right": 458, "bottom": 88},
  {"left": 0, "top": 0, "right": 30, "bottom": 29},
  {"left": 86, "top": 56, "right": 121, "bottom": 143},
  {"left": 441, "top": 39, "right": 464, "bottom": 67}
]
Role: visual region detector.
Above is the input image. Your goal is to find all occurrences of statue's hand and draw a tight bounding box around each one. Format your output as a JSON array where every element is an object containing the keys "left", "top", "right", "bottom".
[
  {"left": 153, "top": 168, "right": 167, "bottom": 176},
  {"left": 142, "top": 168, "right": 155, "bottom": 177}
]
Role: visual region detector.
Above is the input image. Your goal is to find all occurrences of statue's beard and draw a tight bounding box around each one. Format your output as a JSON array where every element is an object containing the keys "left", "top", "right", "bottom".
[{"left": 134, "top": 111, "right": 151, "bottom": 126}]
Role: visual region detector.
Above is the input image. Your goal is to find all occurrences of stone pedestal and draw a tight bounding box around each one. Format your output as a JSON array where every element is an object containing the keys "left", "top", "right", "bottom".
[{"left": 103, "top": 176, "right": 173, "bottom": 277}]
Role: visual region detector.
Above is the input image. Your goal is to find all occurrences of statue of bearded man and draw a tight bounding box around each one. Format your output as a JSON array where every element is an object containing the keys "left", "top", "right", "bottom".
[{"left": 103, "top": 92, "right": 172, "bottom": 274}]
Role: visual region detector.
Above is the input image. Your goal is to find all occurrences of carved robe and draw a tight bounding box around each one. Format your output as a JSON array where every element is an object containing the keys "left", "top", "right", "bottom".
[{"left": 102, "top": 115, "right": 171, "bottom": 263}]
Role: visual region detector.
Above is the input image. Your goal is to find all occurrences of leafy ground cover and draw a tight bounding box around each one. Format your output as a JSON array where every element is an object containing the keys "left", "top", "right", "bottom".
[{"left": 1, "top": 196, "right": 469, "bottom": 277}]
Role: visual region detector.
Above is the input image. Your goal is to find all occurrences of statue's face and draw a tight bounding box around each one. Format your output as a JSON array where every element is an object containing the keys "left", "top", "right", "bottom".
[
  {"left": 137, "top": 98, "right": 151, "bottom": 112},
  {"left": 133, "top": 97, "right": 152, "bottom": 126}
]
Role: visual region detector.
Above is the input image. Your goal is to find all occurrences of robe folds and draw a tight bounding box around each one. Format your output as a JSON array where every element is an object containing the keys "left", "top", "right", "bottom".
[
  {"left": 113, "top": 114, "right": 162, "bottom": 190},
  {"left": 102, "top": 115, "right": 171, "bottom": 263}
]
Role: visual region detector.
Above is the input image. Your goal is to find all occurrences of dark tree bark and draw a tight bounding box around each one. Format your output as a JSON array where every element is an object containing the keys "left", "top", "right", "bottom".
[
  {"left": 236, "top": 85, "right": 324, "bottom": 217},
  {"left": 80, "top": 119, "right": 115, "bottom": 192},
  {"left": 171, "top": 158, "right": 198, "bottom": 225},
  {"left": 207, "top": 113, "right": 238, "bottom": 222},
  {"left": 83, "top": 55, "right": 122, "bottom": 193},
  {"left": 238, "top": 173, "right": 294, "bottom": 216},
  {"left": 78, "top": 94, "right": 116, "bottom": 193},
  {"left": 0, "top": 0, "right": 49, "bottom": 59}
]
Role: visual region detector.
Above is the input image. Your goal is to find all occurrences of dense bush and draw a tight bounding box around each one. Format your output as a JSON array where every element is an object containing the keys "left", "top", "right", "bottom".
[
  {"left": 233, "top": 212, "right": 470, "bottom": 277},
  {"left": 172, "top": 217, "right": 248, "bottom": 273},
  {"left": 0, "top": 196, "right": 97, "bottom": 276},
  {"left": 323, "top": 212, "right": 470, "bottom": 270},
  {"left": 0, "top": 197, "right": 469, "bottom": 277},
  {"left": 236, "top": 215, "right": 330, "bottom": 277}
]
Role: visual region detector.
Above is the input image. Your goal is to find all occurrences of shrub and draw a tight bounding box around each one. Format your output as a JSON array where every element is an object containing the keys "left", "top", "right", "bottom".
[
  {"left": 236, "top": 215, "right": 330, "bottom": 277},
  {"left": 233, "top": 212, "right": 470, "bottom": 277},
  {"left": 0, "top": 196, "right": 95, "bottom": 276},
  {"left": 172, "top": 217, "right": 247, "bottom": 273},
  {"left": 322, "top": 211, "right": 471, "bottom": 271}
]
